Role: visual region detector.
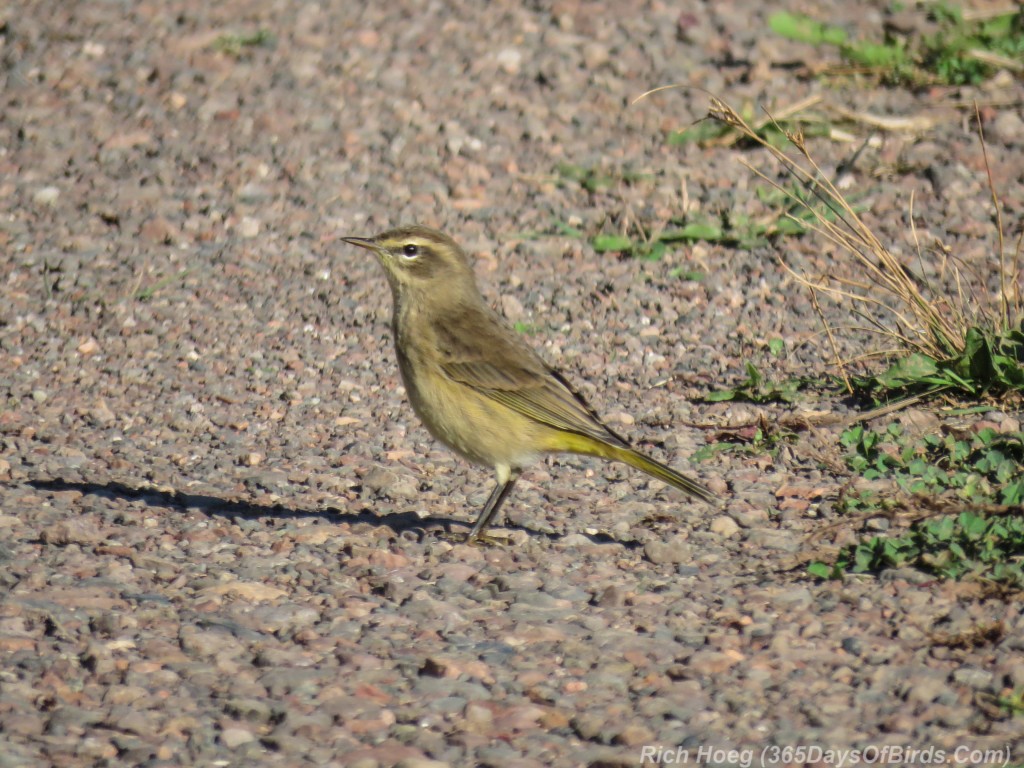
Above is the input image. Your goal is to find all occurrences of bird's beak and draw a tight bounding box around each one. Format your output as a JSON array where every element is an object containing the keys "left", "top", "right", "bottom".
[{"left": 341, "top": 236, "right": 379, "bottom": 252}]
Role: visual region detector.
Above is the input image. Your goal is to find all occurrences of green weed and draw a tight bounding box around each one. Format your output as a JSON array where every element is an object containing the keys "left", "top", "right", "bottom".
[
  {"left": 705, "top": 362, "right": 809, "bottom": 405},
  {"left": 554, "top": 159, "right": 836, "bottom": 256},
  {"left": 669, "top": 103, "right": 832, "bottom": 149},
  {"left": 135, "top": 268, "right": 193, "bottom": 301},
  {"left": 855, "top": 326, "right": 1024, "bottom": 400},
  {"left": 692, "top": 421, "right": 798, "bottom": 462},
  {"left": 769, "top": 6, "right": 1024, "bottom": 86},
  {"left": 589, "top": 204, "right": 815, "bottom": 258},
  {"left": 823, "top": 510, "right": 1024, "bottom": 587},
  {"left": 841, "top": 424, "right": 1024, "bottom": 502},
  {"left": 555, "top": 163, "right": 652, "bottom": 193},
  {"left": 703, "top": 99, "right": 1024, "bottom": 401},
  {"left": 811, "top": 423, "right": 1024, "bottom": 587},
  {"left": 997, "top": 688, "right": 1024, "bottom": 716},
  {"left": 212, "top": 29, "right": 276, "bottom": 57}
]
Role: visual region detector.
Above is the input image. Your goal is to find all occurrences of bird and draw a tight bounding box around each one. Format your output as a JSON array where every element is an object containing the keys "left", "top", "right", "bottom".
[{"left": 342, "top": 225, "right": 717, "bottom": 541}]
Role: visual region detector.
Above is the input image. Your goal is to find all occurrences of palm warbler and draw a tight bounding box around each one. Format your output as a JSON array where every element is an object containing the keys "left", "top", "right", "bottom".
[{"left": 343, "top": 225, "right": 717, "bottom": 541}]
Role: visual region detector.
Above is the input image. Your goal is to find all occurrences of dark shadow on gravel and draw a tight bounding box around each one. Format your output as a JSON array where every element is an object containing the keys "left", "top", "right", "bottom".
[
  {"left": 25, "top": 477, "right": 638, "bottom": 547},
  {"left": 27, "top": 476, "right": 450, "bottom": 533}
]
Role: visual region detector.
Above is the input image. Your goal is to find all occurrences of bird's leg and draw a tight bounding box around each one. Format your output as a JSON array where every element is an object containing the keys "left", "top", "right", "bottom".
[{"left": 466, "top": 470, "right": 520, "bottom": 543}]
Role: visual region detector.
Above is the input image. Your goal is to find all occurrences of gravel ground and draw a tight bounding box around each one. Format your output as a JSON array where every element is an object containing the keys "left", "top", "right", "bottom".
[{"left": 2, "top": 1, "right": 1023, "bottom": 766}]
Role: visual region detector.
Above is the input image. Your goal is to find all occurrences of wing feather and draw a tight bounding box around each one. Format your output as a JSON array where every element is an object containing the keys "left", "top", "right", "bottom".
[{"left": 432, "top": 306, "right": 629, "bottom": 447}]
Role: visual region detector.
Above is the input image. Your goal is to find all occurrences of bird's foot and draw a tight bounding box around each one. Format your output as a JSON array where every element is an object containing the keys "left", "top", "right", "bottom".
[{"left": 440, "top": 529, "right": 510, "bottom": 547}]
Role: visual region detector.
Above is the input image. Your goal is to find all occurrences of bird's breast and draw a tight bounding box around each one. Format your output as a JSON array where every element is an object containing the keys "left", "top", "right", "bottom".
[{"left": 392, "top": 324, "right": 543, "bottom": 471}]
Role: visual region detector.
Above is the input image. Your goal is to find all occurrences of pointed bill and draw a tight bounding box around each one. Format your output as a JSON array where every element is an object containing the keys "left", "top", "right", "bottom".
[{"left": 341, "top": 236, "right": 380, "bottom": 252}]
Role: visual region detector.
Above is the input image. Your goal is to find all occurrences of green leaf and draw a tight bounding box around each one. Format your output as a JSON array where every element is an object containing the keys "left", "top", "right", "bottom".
[
  {"left": 212, "top": 28, "right": 276, "bottom": 56},
  {"left": 957, "top": 326, "right": 996, "bottom": 386},
  {"left": 636, "top": 241, "right": 667, "bottom": 262},
  {"left": 658, "top": 222, "right": 725, "bottom": 243},
  {"left": 667, "top": 121, "right": 730, "bottom": 146},
  {"left": 550, "top": 220, "right": 584, "bottom": 239},
  {"left": 976, "top": 427, "right": 998, "bottom": 446},
  {"left": 743, "top": 361, "right": 763, "bottom": 388},
  {"left": 842, "top": 41, "right": 909, "bottom": 69},
  {"left": 704, "top": 389, "right": 739, "bottom": 403},
  {"left": 807, "top": 561, "right": 838, "bottom": 579},
  {"left": 1002, "top": 478, "right": 1024, "bottom": 505},
  {"left": 769, "top": 11, "right": 848, "bottom": 46},
  {"left": 873, "top": 353, "right": 941, "bottom": 389},
  {"left": 582, "top": 173, "right": 615, "bottom": 193},
  {"left": 992, "top": 352, "right": 1024, "bottom": 388},
  {"left": 773, "top": 217, "right": 810, "bottom": 236},
  {"left": 555, "top": 163, "right": 588, "bottom": 182},
  {"left": 591, "top": 235, "right": 634, "bottom": 253},
  {"left": 852, "top": 541, "right": 879, "bottom": 572}
]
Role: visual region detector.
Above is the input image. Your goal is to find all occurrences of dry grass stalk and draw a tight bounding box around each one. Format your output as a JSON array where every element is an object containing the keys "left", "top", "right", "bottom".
[{"left": 706, "top": 98, "right": 1022, "bottom": 385}]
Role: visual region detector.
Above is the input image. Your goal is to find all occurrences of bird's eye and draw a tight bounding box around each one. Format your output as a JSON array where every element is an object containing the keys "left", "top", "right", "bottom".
[{"left": 401, "top": 244, "right": 419, "bottom": 259}]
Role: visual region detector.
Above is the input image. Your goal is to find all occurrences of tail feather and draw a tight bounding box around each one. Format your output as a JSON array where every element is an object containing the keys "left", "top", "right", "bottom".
[
  {"left": 608, "top": 444, "right": 718, "bottom": 506},
  {"left": 540, "top": 431, "right": 717, "bottom": 505}
]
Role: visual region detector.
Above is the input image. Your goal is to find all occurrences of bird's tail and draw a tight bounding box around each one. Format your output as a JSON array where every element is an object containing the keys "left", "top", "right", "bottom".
[
  {"left": 607, "top": 443, "right": 718, "bottom": 505},
  {"left": 541, "top": 431, "right": 718, "bottom": 505}
]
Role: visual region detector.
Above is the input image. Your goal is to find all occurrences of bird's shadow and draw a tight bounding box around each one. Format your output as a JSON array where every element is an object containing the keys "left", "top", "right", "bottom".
[{"left": 25, "top": 477, "right": 639, "bottom": 548}]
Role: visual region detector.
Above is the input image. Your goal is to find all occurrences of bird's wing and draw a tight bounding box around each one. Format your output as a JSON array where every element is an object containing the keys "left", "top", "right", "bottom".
[{"left": 433, "top": 307, "right": 629, "bottom": 447}]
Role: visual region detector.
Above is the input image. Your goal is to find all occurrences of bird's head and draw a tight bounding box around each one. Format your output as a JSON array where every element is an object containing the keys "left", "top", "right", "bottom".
[{"left": 342, "top": 226, "right": 478, "bottom": 304}]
